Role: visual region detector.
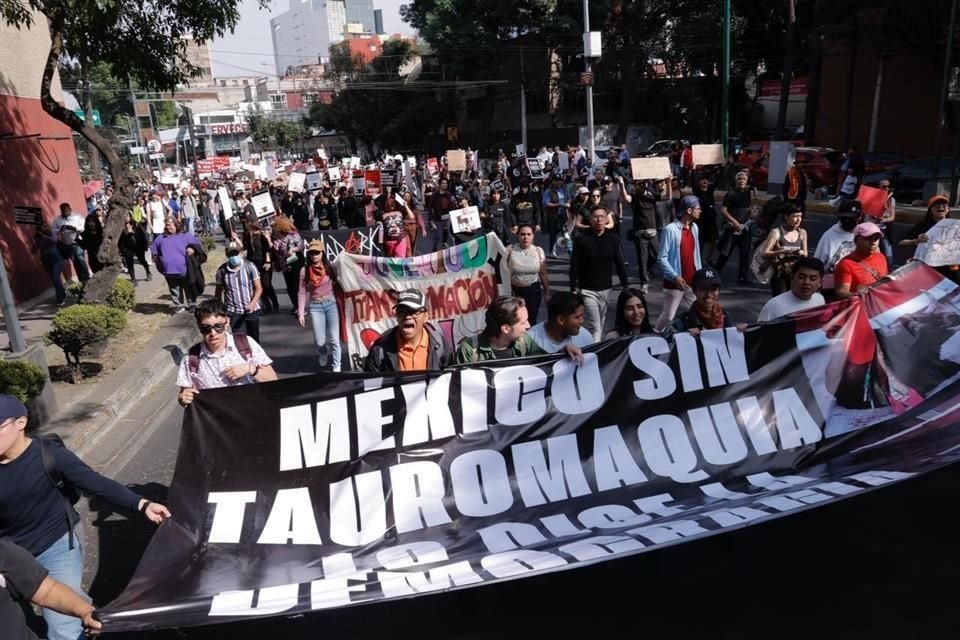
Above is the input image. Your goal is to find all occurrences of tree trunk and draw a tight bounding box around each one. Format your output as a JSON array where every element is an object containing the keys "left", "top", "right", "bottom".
[
  {"left": 79, "top": 58, "right": 102, "bottom": 180},
  {"left": 41, "top": 15, "right": 129, "bottom": 304}
]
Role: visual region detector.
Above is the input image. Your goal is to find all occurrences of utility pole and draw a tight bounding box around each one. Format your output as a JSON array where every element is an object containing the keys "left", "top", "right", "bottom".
[
  {"left": 933, "top": 0, "right": 959, "bottom": 184},
  {"left": 775, "top": 0, "right": 796, "bottom": 139},
  {"left": 0, "top": 245, "right": 26, "bottom": 353},
  {"left": 520, "top": 48, "right": 528, "bottom": 155},
  {"left": 583, "top": 0, "right": 597, "bottom": 163},
  {"left": 722, "top": 0, "right": 731, "bottom": 156}
]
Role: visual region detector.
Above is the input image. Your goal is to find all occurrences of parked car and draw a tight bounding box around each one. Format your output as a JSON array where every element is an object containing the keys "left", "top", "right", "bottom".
[
  {"left": 863, "top": 151, "right": 912, "bottom": 175},
  {"left": 863, "top": 157, "right": 960, "bottom": 203},
  {"left": 737, "top": 141, "right": 770, "bottom": 168},
  {"left": 747, "top": 146, "right": 841, "bottom": 191},
  {"left": 636, "top": 139, "right": 690, "bottom": 158}
]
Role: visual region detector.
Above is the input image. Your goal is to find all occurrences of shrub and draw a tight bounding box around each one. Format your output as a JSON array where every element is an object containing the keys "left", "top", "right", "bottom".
[
  {"left": 66, "top": 281, "right": 84, "bottom": 301},
  {"left": 0, "top": 360, "right": 47, "bottom": 402},
  {"left": 45, "top": 304, "right": 127, "bottom": 383},
  {"left": 106, "top": 278, "right": 136, "bottom": 312},
  {"left": 198, "top": 234, "right": 217, "bottom": 254}
]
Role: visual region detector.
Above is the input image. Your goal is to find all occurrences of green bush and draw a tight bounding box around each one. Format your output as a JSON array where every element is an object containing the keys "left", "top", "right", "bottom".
[
  {"left": 66, "top": 281, "right": 84, "bottom": 301},
  {"left": 106, "top": 278, "right": 136, "bottom": 312},
  {"left": 198, "top": 234, "right": 217, "bottom": 254},
  {"left": 0, "top": 360, "right": 47, "bottom": 402},
  {"left": 45, "top": 304, "right": 127, "bottom": 383}
]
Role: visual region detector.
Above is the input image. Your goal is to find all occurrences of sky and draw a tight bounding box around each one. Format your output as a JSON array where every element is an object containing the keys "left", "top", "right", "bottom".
[{"left": 210, "top": 0, "right": 414, "bottom": 78}]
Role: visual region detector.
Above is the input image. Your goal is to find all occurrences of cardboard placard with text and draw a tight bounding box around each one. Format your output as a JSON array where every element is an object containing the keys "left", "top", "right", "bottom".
[
  {"left": 447, "top": 149, "right": 467, "bottom": 172},
  {"left": 630, "top": 157, "right": 672, "bottom": 180},
  {"left": 692, "top": 144, "right": 725, "bottom": 166}
]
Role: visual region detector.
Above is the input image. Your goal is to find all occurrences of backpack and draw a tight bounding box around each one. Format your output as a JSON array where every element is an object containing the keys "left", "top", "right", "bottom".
[
  {"left": 38, "top": 435, "right": 81, "bottom": 549},
  {"left": 188, "top": 332, "right": 252, "bottom": 377}
]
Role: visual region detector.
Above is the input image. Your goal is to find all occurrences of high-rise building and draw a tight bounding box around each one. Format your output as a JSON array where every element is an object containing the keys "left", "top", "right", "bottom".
[
  {"left": 373, "top": 9, "right": 384, "bottom": 35},
  {"left": 182, "top": 36, "right": 214, "bottom": 86},
  {"left": 270, "top": 0, "right": 376, "bottom": 77}
]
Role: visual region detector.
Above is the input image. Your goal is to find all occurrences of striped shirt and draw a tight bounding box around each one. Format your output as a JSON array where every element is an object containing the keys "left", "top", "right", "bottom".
[{"left": 216, "top": 260, "right": 261, "bottom": 314}]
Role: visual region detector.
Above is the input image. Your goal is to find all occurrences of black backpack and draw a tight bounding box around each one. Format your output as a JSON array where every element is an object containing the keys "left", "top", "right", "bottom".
[{"left": 38, "top": 435, "right": 82, "bottom": 549}]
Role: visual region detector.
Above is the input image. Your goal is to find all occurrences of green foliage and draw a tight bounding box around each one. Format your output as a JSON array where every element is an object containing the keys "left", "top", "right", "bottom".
[
  {"left": 306, "top": 39, "right": 445, "bottom": 154},
  {"left": 152, "top": 101, "right": 178, "bottom": 128},
  {"left": 198, "top": 234, "right": 217, "bottom": 254},
  {"left": 106, "top": 278, "right": 136, "bottom": 312},
  {"left": 248, "top": 105, "right": 304, "bottom": 152},
  {"left": 46, "top": 304, "right": 127, "bottom": 366},
  {"left": 0, "top": 360, "right": 47, "bottom": 403},
  {"left": 66, "top": 281, "right": 84, "bottom": 300}
]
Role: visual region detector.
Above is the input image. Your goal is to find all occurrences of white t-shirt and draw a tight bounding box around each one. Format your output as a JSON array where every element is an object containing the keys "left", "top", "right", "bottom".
[
  {"left": 50, "top": 213, "right": 85, "bottom": 244},
  {"left": 148, "top": 200, "right": 167, "bottom": 234},
  {"left": 176, "top": 333, "right": 273, "bottom": 390},
  {"left": 814, "top": 223, "right": 855, "bottom": 273},
  {"left": 527, "top": 323, "right": 594, "bottom": 353},
  {"left": 757, "top": 291, "right": 826, "bottom": 322}
]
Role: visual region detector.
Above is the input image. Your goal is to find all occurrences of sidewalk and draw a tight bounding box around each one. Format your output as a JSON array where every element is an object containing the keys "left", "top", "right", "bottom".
[{"left": 0, "top": 252, "right": 222, "bottom": 452}]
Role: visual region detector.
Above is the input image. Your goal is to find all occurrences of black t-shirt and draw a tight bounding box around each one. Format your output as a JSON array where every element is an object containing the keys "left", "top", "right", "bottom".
[
  {"left": 0, "top": 540, "right": 47, "bottom": 640},
  {"left": 722, "top": 189, "right": 752, "bottom": 222},
  {"left": 631, "top": 184, "right": 659, "bottom": 230}
]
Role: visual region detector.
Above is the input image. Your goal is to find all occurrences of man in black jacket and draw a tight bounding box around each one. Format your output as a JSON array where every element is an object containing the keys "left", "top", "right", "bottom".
[
  {"left": 364, "top": 289, "right": 454, "bottom": 372},
  {"left": 570, "top": 206, "right": 629, "bottom": 340}
]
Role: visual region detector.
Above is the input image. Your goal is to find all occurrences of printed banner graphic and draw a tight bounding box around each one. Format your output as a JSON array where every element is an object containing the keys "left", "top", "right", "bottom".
[
  {"left": 302, "top": 225, "right": 383, "bottom": 262},
  {"left": 100, "top": 264, "right": 960, "bottom": 633},
  {"left": 334, "top": 233, "right": 512, "bottom": 368}
]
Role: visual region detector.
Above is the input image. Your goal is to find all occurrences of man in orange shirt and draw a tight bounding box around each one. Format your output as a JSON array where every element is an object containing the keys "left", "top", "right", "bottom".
[
  {"left": 364, "top": 289, "right": 454, "bottom": 372},
  {"left": 833, "top": 222, "right": 889, "bottom": 299}
]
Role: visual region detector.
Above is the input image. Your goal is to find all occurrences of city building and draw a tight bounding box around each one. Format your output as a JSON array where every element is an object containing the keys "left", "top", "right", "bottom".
[
  {"left": 0, "top": 8, "right": 85, "bottom": 303},
  {"left": 270, "top": 0, "right": 376, "bottom": 77},
  {"left": 183, "top": 36, "right": 214, "bottom": 86}
]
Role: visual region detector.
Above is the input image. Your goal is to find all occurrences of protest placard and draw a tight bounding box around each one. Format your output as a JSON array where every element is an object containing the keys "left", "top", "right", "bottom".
[
  {"left": 515, "top": 143, "right": 525, "bottom": 157},
  {"left": 447, "top": 149, "right": 467, "bottom": 172},
  {"left": 364, "top": 169, "right": 382, "bottom": 197},
  {"left": 233, "top": 181, "right": 246, "bottom": 194},
  {"left": 692, "top": 144, "right": 725, "bottom": 166},
  {"left": 327, "top": 166, "right": 341, "bottom": 183},
  {"left": 913, "top": 218, "right": 960, "bottom": 267},
  {"left": 450, "top": 205, "right": 482, "bottom": 235},
  {"left": 250, "top": 190, "right": 275, "bottom": 219},
  {"left": 287, "top": 172, "right": 306, "bottom": 193},
  {"left": 381, "top": 168, "right": 399, "bottom": 188},
  {"left": 858, "top": 185, "right": 888, "bottom": 217},
  {"left": 526, "top": 157, "right": 545, "bottom": 179},
  {"left": 217, "top": 186, "right": 233, "bottom": 221},
  {"left": 558, "top": 152, "right": 570, "bottom": 171},
  {"left": 426, "top": 157, "right": 439, "bottom": 176},
  {"left": 305, "top": 171, "right": 322, "bottom": 192},
  {"left": 350, "top": 156, "right": 361, "bottom": 170},
  {"left": 352, "top": 176, "right": 366, "bottom": 193},
  {"left": 630, "top": 157, "right": 672, "bottom": 180}
]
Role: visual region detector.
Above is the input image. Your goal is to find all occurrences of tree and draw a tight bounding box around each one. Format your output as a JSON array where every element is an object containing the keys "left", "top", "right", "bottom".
[{"left": 0, "top": 0, "right": 265, "bottom": 303}]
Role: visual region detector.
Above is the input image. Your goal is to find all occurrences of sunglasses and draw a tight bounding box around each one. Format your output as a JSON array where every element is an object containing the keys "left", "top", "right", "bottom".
[
  {"left": 198, "top": 322, "right": 227, "bottom": 335},
  {"left": 591, "top": 193, "right": 601, "bottom": 197}
]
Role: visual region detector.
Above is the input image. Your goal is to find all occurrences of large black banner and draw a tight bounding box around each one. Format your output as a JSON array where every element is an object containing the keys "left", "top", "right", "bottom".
[{"left": 100, "top": 263, "right": 960, "bottom": 632}]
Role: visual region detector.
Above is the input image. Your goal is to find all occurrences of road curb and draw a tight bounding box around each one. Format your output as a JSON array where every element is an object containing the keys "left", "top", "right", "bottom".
[
  {"left": 714, "top": 190, "right": 927, "bottom": 225},
  {"left": 38, "top": 312, "right": 196, "bottom": 455}
]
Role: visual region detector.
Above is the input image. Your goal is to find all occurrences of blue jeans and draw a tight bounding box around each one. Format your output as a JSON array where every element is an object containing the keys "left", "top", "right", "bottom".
[
  {"left": 36, "top": 528, "right": 86, "bottom": 640},
  {"left": 309, "top": 298, "right": 341, "bottom": 371},
  {"left": 42, "top": 252, "right": 66, "bottom": 303},
  {"left": 56, "top": 243, "right": 90, "bottom": 283},
  {"left": 183, "top": 216, "right": 195, "bottom": 235}
]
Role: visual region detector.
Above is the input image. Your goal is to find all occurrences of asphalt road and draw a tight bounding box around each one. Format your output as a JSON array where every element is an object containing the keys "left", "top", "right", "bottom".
[{"left": 76, "top": 212, "right": 956, "bottom": 639}]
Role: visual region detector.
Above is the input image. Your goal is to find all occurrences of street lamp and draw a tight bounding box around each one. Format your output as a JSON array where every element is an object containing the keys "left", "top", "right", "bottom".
[{"left": 583, "top": 0, "right": 601, "bottom": 163}]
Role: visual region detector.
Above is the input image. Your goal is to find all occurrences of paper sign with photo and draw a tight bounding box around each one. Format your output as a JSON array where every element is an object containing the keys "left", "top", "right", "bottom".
[
  {"left": 287, "top": 172, "right": 307, "bottom": 193},
  {"left": 305, "top": 171, "right": 322, "bottom": 191},
  {"left": 447, "top": 149, "right": 467, "bottom": 172},
  {"left": 630, "top": 157, "right": 672, "bottom": 180},
  {"left": 353, "top": 176, "right": 367, "bottom": 193},
  {"left": 218, "top": 186, "right": 234, "bottom": 221},
  {"left": 327, "top": 166, "right": 341, "bottom": 183},
  {"left": 526, "top": 157, "right": 545, "bottom": 179},
  {"left": 450, "top": 205, "right": 482, "bottom": 235},
  {"left": 427, "top": 157, "right": 439, "bottom": 176},
  {"left": 515, "top": 144, "right": 525, "bottom": 157},
  {"left": 692, "top": 144, "right": 725, "bottom": 166},
  {"left": 251, "top": 190, "right": 275, "bottom": 218},
  {"left": 364, "top": 169, "right": 382, "bottom": 197},
  {"left": 350, "top": 156, "right": 361, "bottom": 170}
]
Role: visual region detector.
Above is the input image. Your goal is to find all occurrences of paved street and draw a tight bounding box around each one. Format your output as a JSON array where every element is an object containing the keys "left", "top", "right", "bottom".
[{"left": 77, "top": 213, "right": 958, "bottom": 639}]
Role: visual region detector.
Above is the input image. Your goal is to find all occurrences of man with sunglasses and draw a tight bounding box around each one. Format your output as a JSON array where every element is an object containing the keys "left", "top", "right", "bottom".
[
  {"left": 176, "top": 300, "right": 278, "bottom": 407},
  {"left": 364, "top": 289, "right": 453, "bottom": 372}
]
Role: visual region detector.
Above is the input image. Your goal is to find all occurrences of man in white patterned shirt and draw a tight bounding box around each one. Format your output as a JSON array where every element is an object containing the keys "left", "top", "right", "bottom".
[{"left": 176, "top": 300, "right": 277, "bottom": 407}]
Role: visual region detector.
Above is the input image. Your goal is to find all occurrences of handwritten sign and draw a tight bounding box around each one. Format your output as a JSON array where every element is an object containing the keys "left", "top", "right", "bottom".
[
  {"left": 447, "top": 149, "right": 467, "bottom": 172},
  {"left": 692, "top": 144, "right": 725, "bottom": 166},
  {"left": 630, "top": 157, "right": 672, "bottom": 180},
  {"left": 914, "top": 218, "right": 960, "bottom": 267},
  {"left": 450, "top": 205, "right": 482, "bottom": 234}
]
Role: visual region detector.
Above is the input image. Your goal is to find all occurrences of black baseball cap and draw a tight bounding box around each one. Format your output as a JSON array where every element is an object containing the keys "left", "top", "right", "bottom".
[
  {"left": 837, "top": 199, "right": 862, "bottom": 217},
  {"left": 693, "top": 267, "right": 722, "bottom": 290}
]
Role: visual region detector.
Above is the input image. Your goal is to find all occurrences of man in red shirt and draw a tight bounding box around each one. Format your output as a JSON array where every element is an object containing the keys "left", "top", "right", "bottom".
[{"left": 833, "top": 222, "right": 889, "bottom": 299}]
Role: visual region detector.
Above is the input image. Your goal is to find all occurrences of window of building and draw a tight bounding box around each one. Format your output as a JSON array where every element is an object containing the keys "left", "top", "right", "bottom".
[
  {"left": 270, "top": 93, "right": 287, "bottom": 108},
  {"left": 303, "top": 93, "right": 319, "bottom": 104}
]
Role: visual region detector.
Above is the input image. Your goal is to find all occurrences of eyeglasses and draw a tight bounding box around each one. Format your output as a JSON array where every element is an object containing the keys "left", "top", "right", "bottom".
[
  {"left": 591, "top": 193, "right": 601, "bottom": 197},
  {"left": 198, "top": 322, "right": 227, "bottom": 335}
]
